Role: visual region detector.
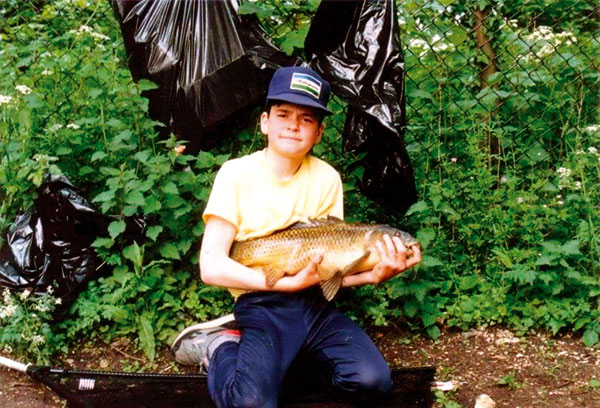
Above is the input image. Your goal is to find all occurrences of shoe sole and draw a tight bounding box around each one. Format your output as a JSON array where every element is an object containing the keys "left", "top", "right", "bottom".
[{"left": 171, "top": 313, "right": 236, "bottom": 351}]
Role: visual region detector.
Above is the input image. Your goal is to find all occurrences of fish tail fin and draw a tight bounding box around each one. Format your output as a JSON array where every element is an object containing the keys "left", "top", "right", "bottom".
[
  {"left": 320, "top": 272, "right": 343, "bottom": 301},
  {"left": 264, "top": 265, "right": 285, "bottom": 287}
]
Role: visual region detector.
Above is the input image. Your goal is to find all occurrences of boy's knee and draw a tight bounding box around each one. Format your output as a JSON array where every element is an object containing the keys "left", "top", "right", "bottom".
[
  {"left": 333, "top": 365, "right": 392, "bottom": 397},
  {"left": 228, "top": 383, "right": 278, "bottom": 408},
  {"left": 232, "top": 394, "right": 276, "bottom": 408}
]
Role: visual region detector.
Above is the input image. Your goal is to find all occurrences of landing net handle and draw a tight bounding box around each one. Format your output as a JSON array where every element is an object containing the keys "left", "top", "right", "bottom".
[{"left": 0, "top": 354, "right": 29, "bottom": 373}]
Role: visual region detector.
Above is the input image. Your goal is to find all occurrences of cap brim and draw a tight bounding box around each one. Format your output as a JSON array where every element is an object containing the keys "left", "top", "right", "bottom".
[{"left": 267, "top": 92, "right": 332, "bottom": 116}]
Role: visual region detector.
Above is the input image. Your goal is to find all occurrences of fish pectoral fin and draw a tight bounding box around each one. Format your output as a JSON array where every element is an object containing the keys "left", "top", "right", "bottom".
[
  {"left": 320, "top": 271, "right": 343, "bottom": 302},
  {"left": 342, "top": 250, "right": 371, "bottom": 275},
  {"left": 263, "top": 265, "right": 285, "bottom": 287}
]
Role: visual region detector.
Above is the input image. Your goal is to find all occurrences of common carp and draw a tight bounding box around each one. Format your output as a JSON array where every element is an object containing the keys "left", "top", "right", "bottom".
[{"left": 230, "top": 217, "right": 419, "bottom": 301}]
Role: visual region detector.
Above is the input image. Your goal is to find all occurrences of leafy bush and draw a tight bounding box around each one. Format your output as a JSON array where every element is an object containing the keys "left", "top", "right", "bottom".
[{"left": 1, "top": 0, "right": 599, "bottom": 365}]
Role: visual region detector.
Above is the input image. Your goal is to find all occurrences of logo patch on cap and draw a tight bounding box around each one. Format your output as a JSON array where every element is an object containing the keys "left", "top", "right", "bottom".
[{"left": 290, "top": 73, "right": 321, "bottom": 98}]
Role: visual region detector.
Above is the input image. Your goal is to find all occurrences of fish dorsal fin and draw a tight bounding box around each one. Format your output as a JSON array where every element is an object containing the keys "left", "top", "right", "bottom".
[{"left": 286, "top": 216, "right": 344, "bottom": 230}]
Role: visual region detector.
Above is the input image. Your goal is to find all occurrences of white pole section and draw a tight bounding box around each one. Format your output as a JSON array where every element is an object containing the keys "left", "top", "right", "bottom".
[{"left": 0, "top": 354, "right": 29, "bottom": 373}]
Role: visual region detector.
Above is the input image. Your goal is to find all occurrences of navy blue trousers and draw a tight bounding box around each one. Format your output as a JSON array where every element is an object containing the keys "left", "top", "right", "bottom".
[{"left": 207, "top": 288, "right": 392, "bottom": 408}]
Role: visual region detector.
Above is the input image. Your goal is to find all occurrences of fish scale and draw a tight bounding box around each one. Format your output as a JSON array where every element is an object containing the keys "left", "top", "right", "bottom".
[{"left": 230, "top": 217, "right": 418, "bottom": 301}]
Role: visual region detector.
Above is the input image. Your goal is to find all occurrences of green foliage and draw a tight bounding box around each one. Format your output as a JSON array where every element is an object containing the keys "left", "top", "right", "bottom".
[
  {"left": 496, "top": 371, "right": 522, "bottom": 389},
  {"left": 1, "top": 0, "right": 233, "bottom": 361},
  {"left": 0, "top": 288, "right": 66, "bottom": 364},
  {"left": 1, "top": 0, "right": 599, "bottom": 365}
]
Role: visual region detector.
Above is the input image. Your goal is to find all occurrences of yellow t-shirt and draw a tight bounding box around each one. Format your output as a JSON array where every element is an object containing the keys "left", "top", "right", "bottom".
[{"left": 202, "top": 149, "right": 344, "bottom": 296}]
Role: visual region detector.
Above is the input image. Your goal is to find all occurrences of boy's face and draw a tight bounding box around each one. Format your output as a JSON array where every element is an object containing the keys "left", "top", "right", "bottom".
[{"left": 260, "top": 103, "right": 325, "bottom": 160}]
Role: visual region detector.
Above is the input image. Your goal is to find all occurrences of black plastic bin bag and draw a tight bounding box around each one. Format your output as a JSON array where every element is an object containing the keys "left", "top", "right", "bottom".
[
  {"left": 0, "top": 175, "right": 145, "bottom": 309},
  {"left": 111, "top": 0, "right": 297, "bottom": 151},
  {"left": 306, "top": 0, "right": 417, "bottom": 213}
]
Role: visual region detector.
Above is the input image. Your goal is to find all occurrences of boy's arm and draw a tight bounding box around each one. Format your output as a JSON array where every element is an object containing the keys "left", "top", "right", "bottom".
[
  {"left": 200, "top": 215, "right": 323, "bottom": 292},
  {"left": 341, "top": 235, "right": 421, "bottom": 287}
]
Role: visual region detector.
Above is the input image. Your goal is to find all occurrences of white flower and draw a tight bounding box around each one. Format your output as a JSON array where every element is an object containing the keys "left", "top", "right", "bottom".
[
  {"left": 516, "top": 197, "right": 524, "bottom": 204},
  {"left": 31, "top": 335, "right": 45, "bottom": 346},
  {"left": 574, "top": 181, "right": 582, "bottom": 190},
  {"left": 0, "top": 94, "right": 14, "bottom": 105},
  {"left": 2, "top": 288, "right": 12, "bottom": 304},
  {"left": 407, "top": 38, "right": 430, "bottom": 57},
  {"left": 0, "top": 304, "right": 18, "bottom": 320},
  {"left": 46, "top": 286, "right": 54, "bottom": 295},
  {"left": 42, "top": 69, "right": 53, "bottom": 76},
  {"left": 70, "top": 25, "right": 110, "bottom": 42},
  {"left": 557, "top": 200, "right": 564, "bottom": 205},
  {"left": 55, "top": 298, "right": 62, "bottom": 305},
  {"left": 556, "top": 167, "right": 571, "bottom": 178},
  {"left": 15, "top": 85, "right": 32, "bottom": 95},
  {"left": 76, "top": 25, "right": 94, "bottom": 33},
  {"left": 91, "top": 32, "right": 110, "bottom": 41},
  {"left": 3, "top": 345, "right": 13, "bottom": 354},
  {"left": 66, "top": 123, "right": 80, "bottom": 130},
  {"left": 20, "top": 289, "right": 31, "bottom": 300},
  {"left": 33, "top": 303, "right": 49, "bottom": 313},
  {"left": 48, "top": 124, "right": 63, "bottom": 131},
  {"left": 536, "top": 44, "right": 555, "bottom": 59},
  {"left": 585, "top": 125, "right": 600, "bottom": 133},
  {"left": 450, "top": 157, "right": 457, "bottom": 163}
]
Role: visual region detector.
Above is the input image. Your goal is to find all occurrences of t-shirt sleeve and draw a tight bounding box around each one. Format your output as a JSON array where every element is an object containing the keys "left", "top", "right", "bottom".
[{"left": 202, "top": 161, "right": 240, "bottom": 229}]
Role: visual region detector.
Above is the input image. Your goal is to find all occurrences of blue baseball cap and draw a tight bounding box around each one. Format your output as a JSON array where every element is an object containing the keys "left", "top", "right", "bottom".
[{"left": 267, "top": 66, "right": 332, "bottom": 116}]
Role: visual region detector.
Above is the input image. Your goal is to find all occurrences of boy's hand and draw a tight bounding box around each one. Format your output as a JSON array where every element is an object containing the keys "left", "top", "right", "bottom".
[
  {"left": 274, "top": 253, "right": 323, "bottom": 292},
  {"left": 342, "top": 235, "right": 421, "bottom": 287}
]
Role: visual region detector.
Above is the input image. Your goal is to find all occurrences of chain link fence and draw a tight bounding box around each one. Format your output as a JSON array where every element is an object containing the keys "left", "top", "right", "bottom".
[
  {"left": 1, "top": 0, "right": 600, "bottom": 347},
  {"left": 2, "top": 0, "right": 598, "bottom": 196},
  {"left": 259, "top": 0, "right": 599, "bottom": 196},
  {"left": 0, "top": 0, "right": 597, "bottom": 246}
]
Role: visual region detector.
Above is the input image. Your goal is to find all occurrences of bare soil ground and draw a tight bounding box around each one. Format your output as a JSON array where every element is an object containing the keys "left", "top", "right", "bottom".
[{"left": 1, "top": 326, "right": 599, "bottom": 407}]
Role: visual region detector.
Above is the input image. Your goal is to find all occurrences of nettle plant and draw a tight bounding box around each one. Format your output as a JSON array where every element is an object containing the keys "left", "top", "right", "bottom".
[
  {"left": 1, "top": 1, "right": 236, "bottom": 360},
  {"left": 1, "top": 0, "right": 598, "bottom": 365}
]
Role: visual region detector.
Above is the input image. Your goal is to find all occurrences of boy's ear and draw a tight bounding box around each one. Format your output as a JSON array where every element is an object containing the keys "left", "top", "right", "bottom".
[{"left": 260, "top": 111, "right": 270, "bottom": 135}]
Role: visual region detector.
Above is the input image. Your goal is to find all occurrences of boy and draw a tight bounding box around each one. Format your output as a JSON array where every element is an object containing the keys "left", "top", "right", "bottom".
[{"left": 171, "top": 66, "right": 421, "bottom": 408}]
